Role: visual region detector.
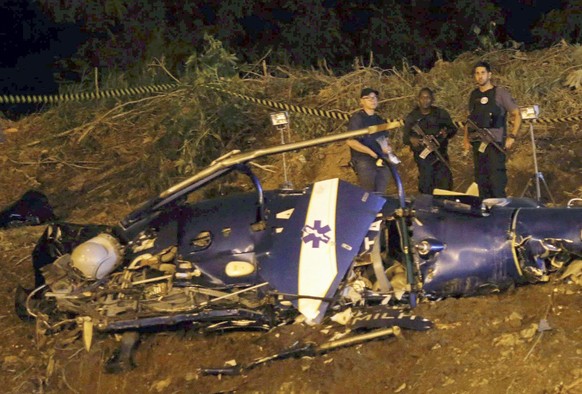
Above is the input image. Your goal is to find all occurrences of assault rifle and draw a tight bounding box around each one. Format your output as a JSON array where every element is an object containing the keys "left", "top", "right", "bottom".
[
  {"left": 411, "top": 123, "right": 451, "bottom": 171},
  {"left": 465, "top": 118, "right": 506, "bottom": 155}
]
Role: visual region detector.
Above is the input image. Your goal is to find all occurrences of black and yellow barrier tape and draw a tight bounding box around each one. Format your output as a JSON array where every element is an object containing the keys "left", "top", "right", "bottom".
[
  {"left": 207, "top": 86, "right": 352, "bottom": 121},
  {"left": 208, "top": 87, "right": 582, "bottom": 128},
  {"left": 526, "top": 115, "right": 582, "bottom": 124},
  {"left": 1, "top": 83, "right": 580, "bottom": 127},
  {"left": 207, "top": 86, "right": 409, "bottom": 124},
  {"left": 0, "top": 83, "right": 180, "bottom": 104}
]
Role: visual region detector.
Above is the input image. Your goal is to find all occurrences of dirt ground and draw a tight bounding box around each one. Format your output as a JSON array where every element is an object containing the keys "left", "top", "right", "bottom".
[{"left": 0, "top": 115, "right": 581, "bottom": 394}]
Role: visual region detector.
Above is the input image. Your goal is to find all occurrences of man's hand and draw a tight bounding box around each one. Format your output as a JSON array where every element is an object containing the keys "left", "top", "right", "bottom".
[
  {"left": 462, "top": 124, "right": 471, "bottom": 153},
  {"left": 505, "top": 137, "right": 515, "bottom": 150},
  {"left": 438, "top": 128, "right": 448, "bottom": 138},
  {"left": 463, "top": 137, "right": 471, "bottom": 152},
  {"left": 410, "top": 136, "right": 421, "bottom": 149}
]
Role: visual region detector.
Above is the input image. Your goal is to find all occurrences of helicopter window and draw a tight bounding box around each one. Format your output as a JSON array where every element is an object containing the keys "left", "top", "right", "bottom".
[{"left": 190, "top": 231, "right": 212, "bottom": 251}]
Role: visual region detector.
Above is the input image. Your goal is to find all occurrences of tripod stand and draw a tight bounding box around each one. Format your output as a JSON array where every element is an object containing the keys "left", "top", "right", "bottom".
[{"left": 520, "top": 122, "right": 554, "bottom": 203}]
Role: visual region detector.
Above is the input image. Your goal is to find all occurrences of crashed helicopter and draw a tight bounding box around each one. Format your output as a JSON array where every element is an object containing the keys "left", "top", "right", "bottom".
[{"left": 15, "top": 123, "right": 582, "bottom": 372}]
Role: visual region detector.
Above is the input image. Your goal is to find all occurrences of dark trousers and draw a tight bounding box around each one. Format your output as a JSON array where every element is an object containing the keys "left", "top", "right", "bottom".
[
  {"left": 472, "top": 142, "right": 507, "bottom": 198},
  {"left": 414, "top": 153, "right": 453, "bottom": 194},
  {"left": 352, "top": 158, "right": 391, "bottom": 194}
]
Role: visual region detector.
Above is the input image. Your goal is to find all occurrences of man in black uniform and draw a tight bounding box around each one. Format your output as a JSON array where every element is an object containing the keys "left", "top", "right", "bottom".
[
  {"left": 346, "top": 88, "right": 395, "bottom": 194},
  {"left": 403, "top": 88, "right": 457, "bottom": 194},
  {"left": 464, "top": 61, "right": 521, "bottom": 198}
]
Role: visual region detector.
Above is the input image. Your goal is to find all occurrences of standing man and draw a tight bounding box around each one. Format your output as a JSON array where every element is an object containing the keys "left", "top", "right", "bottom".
[
  {"left": 403, "top": 88, "right": 457, "bottom": 194},
  {"left": 346, "top": 88, "right": 393, "bottom": 194},
  {"left": 464, "top": 61, "right": 521, "bottom": 198}
]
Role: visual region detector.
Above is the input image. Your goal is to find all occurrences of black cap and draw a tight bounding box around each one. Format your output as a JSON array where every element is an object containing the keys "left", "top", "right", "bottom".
[{"left": 360, "top": 87, "right": 379, "bottom": 98}]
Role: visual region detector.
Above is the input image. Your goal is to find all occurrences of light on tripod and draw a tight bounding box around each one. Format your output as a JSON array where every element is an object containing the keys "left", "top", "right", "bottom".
[
  {"left": 270, "top": 111, "right": 289, "bottom": 126},
  {"left": 270, "top": 111, "right": 293, "bottom": 190},
  {"left": 519, "top": 105, "right": 554, "bottom": 203},
  {"left": 519, "top": 105, "right": 540, "bottom": 120}
]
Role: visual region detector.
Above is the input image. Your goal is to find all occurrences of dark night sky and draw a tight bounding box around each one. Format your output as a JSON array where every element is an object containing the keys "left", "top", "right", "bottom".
[
  {"left": 498, "top": 0, "right": 562, "bottom": 42},
  {"left": 0, "top": 1, "right": 571, "bottom": 74},
  {"left": 0, "top": 1, "right": 567, "bottom": 61}
]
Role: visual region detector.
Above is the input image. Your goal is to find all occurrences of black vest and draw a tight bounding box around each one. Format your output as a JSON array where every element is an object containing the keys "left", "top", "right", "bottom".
[{"left": 468, "top": 87, "right": 505, "bottom": 129}]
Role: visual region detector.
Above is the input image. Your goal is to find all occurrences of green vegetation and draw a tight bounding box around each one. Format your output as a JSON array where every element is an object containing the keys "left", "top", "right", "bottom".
[
  {"left": 2, "top": 39, "right": 581, "bottom": 221},
  {"left": 35, "top": 0, "right": 581, "bottom": 78}
]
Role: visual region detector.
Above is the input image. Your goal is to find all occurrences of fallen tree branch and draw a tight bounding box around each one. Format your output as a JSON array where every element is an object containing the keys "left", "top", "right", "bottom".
[
  {"left": 8, "top": 157, "right": 103, "bottom": 170},
  {"left": 149, "top": 57, "right": 182, "bottom": 84},
  {"left": 249, "top": 161, "right": 277, "bottom": 173},
  {"left": 27, "top": 90, "right": 187, "bottom": 147}
]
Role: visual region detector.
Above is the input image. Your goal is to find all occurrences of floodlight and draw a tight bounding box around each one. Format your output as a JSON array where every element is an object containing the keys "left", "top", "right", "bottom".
[
  {"left": 270, "top": 111, "right": 289, "bottom": 126},
  {"left": 519, "top": 105, "right": 554, "bottom": 203},
  {"left": 519, "top": 105, "right": 540, "bottom": 120}
]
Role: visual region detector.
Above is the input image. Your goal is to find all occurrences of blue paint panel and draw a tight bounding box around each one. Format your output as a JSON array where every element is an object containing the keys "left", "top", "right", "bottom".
[
  {"left": 177, "top": 192, "right": 265, "bottom": 286},
  {"left": 259, "top": 180, "right": 385, "bottom": 306},
  {"left": 414, "top": 196, "right": 517, "bottom": 296},
  {"left": 515, "top": 208, "right": 582, "bottom": 255},
  {"left": 257, "top": 192, "right": 310, "bottom": 295}
]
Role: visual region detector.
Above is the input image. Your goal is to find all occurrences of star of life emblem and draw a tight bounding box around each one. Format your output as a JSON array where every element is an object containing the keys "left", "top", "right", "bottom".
[{"left": 302, "top": 220, "right": 331, "bottom": 248}]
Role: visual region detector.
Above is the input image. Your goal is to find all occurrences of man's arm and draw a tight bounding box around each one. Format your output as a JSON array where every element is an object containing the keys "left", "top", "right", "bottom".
[
  {"left": 403, "top": 113, "right": 421, "bottom": 149},
  {"left": 505, "top": 107, "right": 521, "bottom": 150},
  {"left": 439, "top": 108, "right": 457, "bottom": 139},
  {"left": 346, "top": 139, "right": 378, "bottom": 158},
  {"left": 497, "top": 87, "right": 521, "bottom": 150},
  {"left": 346, "top": 112, "right": 379, "bottom": 158},
  {"left": 347, "top": 112, "right": 363, "bottom": 132},
  {"left": 464, "top": 94, "right": 475, "bottom": 152},
  {"left": 463, "top": 123, "right": 471, "bottom": 152},
  {"left": 402, "top": 113, "right": 413, "bottom": 146}
]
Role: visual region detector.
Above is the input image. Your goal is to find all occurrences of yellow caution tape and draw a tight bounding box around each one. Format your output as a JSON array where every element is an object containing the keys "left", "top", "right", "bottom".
[
  {"left": 207, "top": 86, "right": 405, "bottom": 124},
  {"left": 0, "top": 84, "right": 180, "bottom": 104},
  {"left": 209, "top": 87, "right": 582, "bottom": 128},
  {"left": 1, "top": 83, "right": 580, "bottom": 127},
  {"left": 527, "top": 115, "right": 582, "bottom": 124}
]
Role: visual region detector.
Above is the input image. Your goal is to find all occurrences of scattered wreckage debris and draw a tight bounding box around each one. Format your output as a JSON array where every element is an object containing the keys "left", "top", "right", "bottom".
[
  {"left": 200, "top": 305, "right": 433, "bottom": 376},
  {"left": 13, "top": 127, "right": 582, "bottom": 373},
  {"left": 104, "top": 331, "right": 140, "bottom": 374},
  {"left": 202, "top": 326, "right": 402, "bottom": 376},
  {"left": 559, "top": 259, "right": 582, "bottom": 285},
  {"left": 0, "top": 190, "right": 55, "bottom": 229},
  {"left": 349, "top": 305, "right": 433, "bottom": 331}
]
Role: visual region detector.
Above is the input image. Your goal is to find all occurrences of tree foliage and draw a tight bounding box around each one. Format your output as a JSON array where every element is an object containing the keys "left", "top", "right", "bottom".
[
  {"left": 19, "top": 0, "right": 582, "bottom": 79},
  {"left": 532, "top": 0, "right": 582, "bottom": 46}
]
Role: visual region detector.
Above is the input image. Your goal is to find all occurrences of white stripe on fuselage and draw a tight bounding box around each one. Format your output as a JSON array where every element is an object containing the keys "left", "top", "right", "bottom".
[{"left": 298, "top": 178, "right": 338, "bottom": 322}]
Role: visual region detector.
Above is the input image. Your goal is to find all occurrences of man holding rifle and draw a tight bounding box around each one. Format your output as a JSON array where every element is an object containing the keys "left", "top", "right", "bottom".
[
  {"left": 346, "top": 87, "right": 397, "bottom": 194},
  {"left": 403, "top": 88, "right": 457, "bottom": 194},
  {"left": 464, "top": 61, "right": 521, "bottom": 199}
]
